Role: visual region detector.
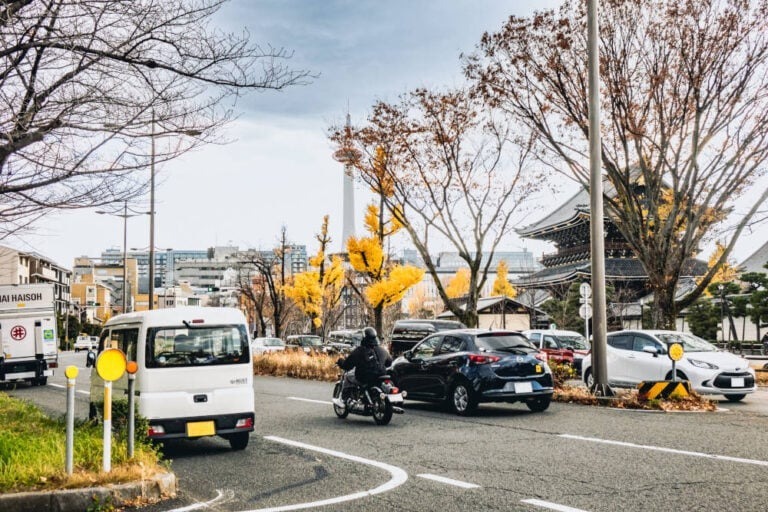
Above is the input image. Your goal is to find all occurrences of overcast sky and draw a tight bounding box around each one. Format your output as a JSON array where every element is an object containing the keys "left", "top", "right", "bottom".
[{"left": 9, "top": 0, "right": 767, "bottom": 268}]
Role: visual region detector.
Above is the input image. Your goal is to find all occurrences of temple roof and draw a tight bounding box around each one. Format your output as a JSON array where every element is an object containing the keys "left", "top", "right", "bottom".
[
  {"left": 738, "top": 240, "right": 768, "bottom": 274},
  {"left": 514, "top": 257, "right": 707, "bottom": 288},
  {"left": 517, "top": 188, "right": 590, "bottom": 238}
]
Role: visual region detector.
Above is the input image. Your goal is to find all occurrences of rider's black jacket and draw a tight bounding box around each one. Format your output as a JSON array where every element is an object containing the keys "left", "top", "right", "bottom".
[{"left": 339, "top": 344, "right": 392, "bottom": 385}]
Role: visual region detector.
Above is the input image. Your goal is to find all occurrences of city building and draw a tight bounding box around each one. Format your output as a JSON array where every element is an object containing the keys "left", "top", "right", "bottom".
[
  {"left": 70, "top": 278, "right": 112, "bottom": 324},
  {"left": 0, "top": 245, "right": 71, "bottom": 316}
]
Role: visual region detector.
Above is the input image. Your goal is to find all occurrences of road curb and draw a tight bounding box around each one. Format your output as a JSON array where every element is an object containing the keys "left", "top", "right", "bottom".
[{"left": 0, "top": 471, "right": 176, "bottom": 511}]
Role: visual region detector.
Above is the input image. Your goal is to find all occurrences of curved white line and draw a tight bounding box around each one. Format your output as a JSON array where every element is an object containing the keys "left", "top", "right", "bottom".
[
  {"left": 244, "top": 435, "right": 409, "bottom": 512},
  {"left": 167, "top": 489, "right": 233, "bottom": 511}
]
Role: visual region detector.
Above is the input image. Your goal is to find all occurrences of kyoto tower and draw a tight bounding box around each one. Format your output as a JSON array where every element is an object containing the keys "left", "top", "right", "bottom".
[{"left": 332, "top": 113, "right": 361, "bottom": 253}]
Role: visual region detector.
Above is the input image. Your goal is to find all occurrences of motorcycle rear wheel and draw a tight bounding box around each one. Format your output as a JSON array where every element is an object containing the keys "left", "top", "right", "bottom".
[
  {"left": 333, "top": 383, "right": 349, "bottom": 419},
  {"left": 372, "top": 396, "right": 393, "bottom": 425}
]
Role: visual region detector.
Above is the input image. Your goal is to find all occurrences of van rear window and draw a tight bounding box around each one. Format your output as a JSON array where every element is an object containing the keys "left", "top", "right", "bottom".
[{"left": 146, "top": 325, "right": 249, "bottom": 368}]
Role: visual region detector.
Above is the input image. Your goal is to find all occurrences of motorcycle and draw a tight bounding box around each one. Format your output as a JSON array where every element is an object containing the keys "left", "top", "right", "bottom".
[{"left": 331, "top": 372, "right": 406, "bottom": 425}]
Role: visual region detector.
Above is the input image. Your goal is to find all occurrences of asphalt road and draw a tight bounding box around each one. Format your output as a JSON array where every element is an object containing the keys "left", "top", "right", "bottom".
[{"left": 5, "top": 352, "right": 768, "bottom": 512}]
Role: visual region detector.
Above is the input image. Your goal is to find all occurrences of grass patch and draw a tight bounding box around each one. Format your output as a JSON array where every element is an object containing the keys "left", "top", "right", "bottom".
[
  {"left": 0, "top": 394, "right": 162, "bottom": 493},
  {"left": 253, "top": 351, "right": 339, "bottom": 381},
  {"left": 554, "top": 384, "right": 718, "bottom": 411}
]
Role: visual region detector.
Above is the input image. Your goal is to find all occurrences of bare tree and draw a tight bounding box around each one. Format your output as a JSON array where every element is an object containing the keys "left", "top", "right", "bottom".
[
  {"left": 0, "top": 0, "right": 310, "bottom": 236},
  {"left": 331, "top": 88, "right": 545, "bottom": 327},
  {"left": 468, "top": 0, "right": 768, "bottom": 328},
  {"left": 237, "top": 227, "right": 295, "bottom": 338}
]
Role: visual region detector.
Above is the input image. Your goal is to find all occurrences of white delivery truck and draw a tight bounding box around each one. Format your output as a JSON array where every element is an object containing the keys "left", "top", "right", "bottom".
[
  {"left": 87, "top": 307, "right": 255, "bottom": 450},
  {"left": 0, "top": 283, "right": 59, "bottom": 385}
]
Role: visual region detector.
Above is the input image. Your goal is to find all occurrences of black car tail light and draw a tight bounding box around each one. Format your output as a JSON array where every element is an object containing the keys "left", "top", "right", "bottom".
[{"left": 468, "top": 354, "right": 500, "bottom": 365}]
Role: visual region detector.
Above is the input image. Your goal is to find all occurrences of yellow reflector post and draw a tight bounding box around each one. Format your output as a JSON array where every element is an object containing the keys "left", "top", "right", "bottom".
[
  {"left": 64, "top": 365, "right": 79, "bottom": 379},
  {"left": 668, "top": 343, "right": 684, "bottom": 362},
  {"left": 96, "top": 348, "right": 127, "bottom": 382}
]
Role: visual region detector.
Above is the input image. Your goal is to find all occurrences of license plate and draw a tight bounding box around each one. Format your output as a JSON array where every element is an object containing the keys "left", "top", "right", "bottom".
[
  {"left": 515, "top": 382, "right": 533, "bottom": 394},
  {"left": 731, "top": 377, "right": 745, "bottom": 388},
  {"left": 388, "top": 393, "right": 404, "bottom": 403},
  {"left": 186, "top": 421, "right": 215, "bottom": 437}
]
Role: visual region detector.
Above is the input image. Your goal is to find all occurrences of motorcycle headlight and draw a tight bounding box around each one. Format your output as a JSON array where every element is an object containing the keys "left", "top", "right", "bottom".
[{"left": 687, "top": 358, "right": 718, "bottom": 370}]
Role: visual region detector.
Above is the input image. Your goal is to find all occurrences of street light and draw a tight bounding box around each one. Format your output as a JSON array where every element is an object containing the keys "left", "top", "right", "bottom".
[
  {"left": 96, "top": 202, "right": 148, "bottom": 314},
  {"left": 146, "top": 114, "right": 201, "bottom": 310}
]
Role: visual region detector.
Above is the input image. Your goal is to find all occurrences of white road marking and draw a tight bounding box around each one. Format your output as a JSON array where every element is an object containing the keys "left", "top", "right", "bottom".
[
  {"left": 242, "top": 435, "right": 408, "bottom": 512},
  {"left": 287, "top": 396, "right": 331, "bottom": 405},
  {"left": 522, "top": 498, "right": 590, "bottom": 512},
  {"left": 48, "top": 383, "right": 65, "bottom": 389},
  {"left": 417, "top": 473, "right": 479, "bottom": 489},
  {"left": 167, "top": 489, "right": 235, "bottom": 511},
  {"left": 76, "top": 390, "right": 90, "bottom": 396},
  {"left": 560, "top": 434, "right": 768, "bottom": 467}
]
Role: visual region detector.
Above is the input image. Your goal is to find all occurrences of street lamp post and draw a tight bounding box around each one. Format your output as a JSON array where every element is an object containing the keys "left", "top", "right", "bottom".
[{"left": 96, "top": 202, "right": 147, "bottom": 314}]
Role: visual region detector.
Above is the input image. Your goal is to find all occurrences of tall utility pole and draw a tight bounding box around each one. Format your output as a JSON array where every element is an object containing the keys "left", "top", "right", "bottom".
[
  {"left": 148, "top": 113, "right": 156, "bottom": 310},
  {"left": 587, "top": 0, "right": 613, "bottom": 396}
]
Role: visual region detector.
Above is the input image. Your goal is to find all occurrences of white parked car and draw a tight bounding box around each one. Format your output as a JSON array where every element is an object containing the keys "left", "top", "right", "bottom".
[
  {"left": 581, "top": 330, "right": 756, "bottom": 402},
  {"left": 250, "top": 337, "right": 286, "bottom": 355}
]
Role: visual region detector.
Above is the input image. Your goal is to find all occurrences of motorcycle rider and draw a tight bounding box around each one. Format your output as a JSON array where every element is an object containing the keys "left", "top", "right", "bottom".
[{"left": 337, "top": 326, "right": 392, "bottom": 399}]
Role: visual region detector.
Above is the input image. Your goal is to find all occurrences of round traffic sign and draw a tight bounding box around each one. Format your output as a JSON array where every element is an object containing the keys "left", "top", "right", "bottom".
[
  {"left": 668, "top": 343, "right": 684, "bottom": 362},
  {"left": 579, "top": 282, "right": 592, "bottom": 298},
  {"left": 579, "top": 304, "right": 593, "bottom": 319},
  {"left": 95, "top": 348, "right": 127, "bottom": 382}
]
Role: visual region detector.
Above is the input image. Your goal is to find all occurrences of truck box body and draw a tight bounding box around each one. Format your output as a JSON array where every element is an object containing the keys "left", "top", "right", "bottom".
[{"left": 0, "top": 284, "right": 58, "bottom": 384}]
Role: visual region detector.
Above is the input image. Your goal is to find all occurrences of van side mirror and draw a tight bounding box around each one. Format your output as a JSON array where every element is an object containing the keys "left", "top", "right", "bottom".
[
  {"left": 86, "top": 350, "right": 96, "bottom": 368},
  {"left": 404, "top": 350, "right": 413, "bottom": 361}
]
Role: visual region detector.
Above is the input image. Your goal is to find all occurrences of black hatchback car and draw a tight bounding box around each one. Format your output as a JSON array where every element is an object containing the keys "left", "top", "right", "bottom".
[{"left": 390, "top": 329, "right": 554, "bottom": 415}]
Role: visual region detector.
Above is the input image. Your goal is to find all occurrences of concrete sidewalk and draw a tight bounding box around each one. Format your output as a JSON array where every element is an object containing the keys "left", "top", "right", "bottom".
[{"left": 0, "top": 472, "right": 176, "bottom": 512}]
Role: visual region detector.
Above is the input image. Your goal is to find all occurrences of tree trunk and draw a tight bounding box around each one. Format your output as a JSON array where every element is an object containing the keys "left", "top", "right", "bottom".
[
  {"left": 373, "top": 304, "right": 383, "bottom": 340},
  {"left": 651, "top": 285, "right": 678, "bottom": 330}
]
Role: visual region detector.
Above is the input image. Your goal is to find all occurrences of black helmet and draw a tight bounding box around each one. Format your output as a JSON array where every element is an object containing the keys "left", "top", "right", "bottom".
[{"left": 362, "top": 326, "right": 378, "bottom": 346}]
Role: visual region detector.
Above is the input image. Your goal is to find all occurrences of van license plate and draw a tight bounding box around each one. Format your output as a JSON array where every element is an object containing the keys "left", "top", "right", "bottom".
[
  {"left": 731, "top": 377, "right": 745, "bottom": 388},
  {"left": 186, "top": 421, "right": 215, "bottom": 437}
]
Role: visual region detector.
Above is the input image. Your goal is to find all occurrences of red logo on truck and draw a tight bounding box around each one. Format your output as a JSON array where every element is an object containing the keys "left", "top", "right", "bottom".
[{"left": 10, "top": 325, "right": 26, "bottom": 340}]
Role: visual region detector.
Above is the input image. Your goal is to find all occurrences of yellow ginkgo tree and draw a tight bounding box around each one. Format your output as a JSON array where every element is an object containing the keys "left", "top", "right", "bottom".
[
  {"left": 445, "top": 268, "right": 470, "bottom": 299},
  {"left": 347, "top": 204, "right": 424, "bottom": 336},
  {"left": 492, "top": 261, "right": 517, "bottom": 298},
  {"left": 284, "top": 216, "right": 345, "bottom": 335}
]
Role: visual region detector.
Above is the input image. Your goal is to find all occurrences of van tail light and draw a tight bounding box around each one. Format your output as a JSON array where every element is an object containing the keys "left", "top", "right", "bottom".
[
  {"left": 235, "top": 418, "right": 253, "bottom": 429},
  {"left": 468, "top": 354, "right": 501, "bottom": 365},
  {"left": 48, "top": 362, "right": 58, "bottom": 368},
  {"left": 147, "top": 425, "right": 165, "bottom": 437}
]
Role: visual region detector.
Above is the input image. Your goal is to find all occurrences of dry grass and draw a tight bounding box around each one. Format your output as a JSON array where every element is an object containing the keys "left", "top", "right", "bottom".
[
  {"left": 554, "top": 385, "right": 718, "bottom": 411},
  {"left": 755, "top": 369, "right": 768, "bottom": 387},
  {"left": 252, "top": 351, "right": 339, "bottom": 381}
]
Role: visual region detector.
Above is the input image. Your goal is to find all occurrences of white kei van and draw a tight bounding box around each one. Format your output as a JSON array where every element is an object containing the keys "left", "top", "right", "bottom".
[{"left": 87, "top": 307, "right": 254, "bottom": 450}]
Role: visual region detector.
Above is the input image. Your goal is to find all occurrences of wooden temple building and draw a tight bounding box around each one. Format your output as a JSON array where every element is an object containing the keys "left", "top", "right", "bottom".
[{"left": 515, "top": 187, "right": 707, "bottom": 303}]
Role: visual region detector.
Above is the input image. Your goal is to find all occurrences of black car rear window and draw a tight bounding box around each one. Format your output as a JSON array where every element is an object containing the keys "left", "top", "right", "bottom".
[{"left": 475, "top": 334, "right": 536, "bottom": 352}]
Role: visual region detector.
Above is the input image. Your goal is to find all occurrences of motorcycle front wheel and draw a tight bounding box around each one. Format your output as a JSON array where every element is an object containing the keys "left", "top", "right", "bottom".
[
  {"left": 333, "top": 382, "right": 349, "bottom": 419},
  {"left": 372, "top": 395, "right": 393, "bottom": 425}
]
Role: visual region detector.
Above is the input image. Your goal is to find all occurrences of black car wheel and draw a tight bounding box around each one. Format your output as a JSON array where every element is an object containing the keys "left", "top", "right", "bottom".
[
  {"left": 449, "top": 381, "right": 478, "bottom": 416},
  {"left": 725, "top": 394, "right": 746, "bottom": 402},
  {"left": 332, "top": 383, "right": 349, "bottom": 419},
  {"left": 584, "top": 368, "right": 594, "bottom": 389},
  {"left": 664, "top": 370, "right": 689, "bottom": 381},
  {"left": 227, "top": 432, "right": 249, "bottom": 450},
  {"left": 526, "top": 396, "right": 551, "bottom": 412}
]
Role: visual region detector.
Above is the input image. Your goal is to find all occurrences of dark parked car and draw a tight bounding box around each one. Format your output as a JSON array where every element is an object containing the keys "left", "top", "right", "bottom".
[
  {"left": 390, "top": 329, "right": 554, "bottom": 415},
  {"left": 389, "top": 318, "right": 466, "bottom": 356}
]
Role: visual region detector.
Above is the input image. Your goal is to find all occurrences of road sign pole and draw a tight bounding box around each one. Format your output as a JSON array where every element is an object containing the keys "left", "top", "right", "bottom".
[
  {"left": 103, "top": 380, "right": 112, "bottom": 473},
  {"left": 65, "top": 366, "right": 78, "bottom": 475}
]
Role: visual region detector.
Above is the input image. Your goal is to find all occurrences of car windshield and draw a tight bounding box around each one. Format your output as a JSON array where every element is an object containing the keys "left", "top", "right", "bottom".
[
  {"left": 655, "top": 332, "right": 717, "bottom": 352},
  {"left": 146, "top": 325, "right": 249, "bottom": 368},
  {"left": 475, "top": 334, "right": 536, "bottom": 352},
  {"left": 557, "top": 335, "right": 590, "bottom": 350}
]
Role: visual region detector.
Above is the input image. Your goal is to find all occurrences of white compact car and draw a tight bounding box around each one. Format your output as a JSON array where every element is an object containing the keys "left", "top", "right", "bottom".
[
  {"left": 250, "top": 337, "right": 286, "bottom": 355},
  {"left": 581, "top": 330, "right": 756, "bottom": 401},
  {"left": 74, "top": 334, "right": 97, "bottom": 352}
]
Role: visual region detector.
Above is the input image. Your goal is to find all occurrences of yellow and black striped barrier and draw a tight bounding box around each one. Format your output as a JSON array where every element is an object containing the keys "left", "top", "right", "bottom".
[{"left": 637, "top": 380, "right": 691, "bottom": 400}]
